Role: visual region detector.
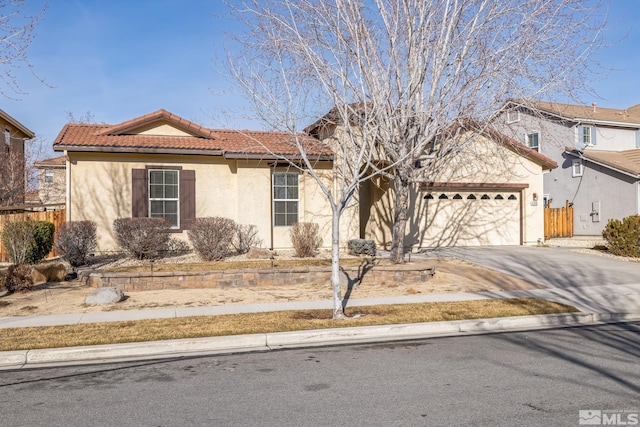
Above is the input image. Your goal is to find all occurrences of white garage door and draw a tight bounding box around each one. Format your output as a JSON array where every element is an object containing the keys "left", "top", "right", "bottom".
[{"left": 418, "top": 190, "right": 521, "bottom": 247}]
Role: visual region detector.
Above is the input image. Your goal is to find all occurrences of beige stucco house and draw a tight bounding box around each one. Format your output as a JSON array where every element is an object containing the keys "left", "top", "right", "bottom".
[
  {"left": 0, "top": 108, "right": 35, "bottom": 207},
  {"left": 53, "top": 109, "right": 358, "bottom": 251},
  {"left": 308, "top": 117, "right": 557, "bottom": 249},
  {"left": 34, "top": 155, "right": 66, "bottom": 206},
  {"left": 53, "top": 109, "right": 555, "bottom": 253}
]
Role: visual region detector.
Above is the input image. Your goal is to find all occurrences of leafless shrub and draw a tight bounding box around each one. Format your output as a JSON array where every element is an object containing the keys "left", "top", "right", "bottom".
[
  {"left": 233, "top": 224, "right": 262, "bottom": 254},
  {"left": 113, "top": 218, "right": 171, "bottom": 260},
  {"left": 290, "top": 222, "right": 322, "bottom": 258},
  {"left": 188, "top": 217, "right": 237, "bottom": 261},
  {"left": 55, "top": 221, "right": 97, "bottom": 266},
  {"left": 4, "top": 263, "right": 33, "bottom": 293},
  {"left": 1, "top": 219, "right": 36, "bottom": 264}
]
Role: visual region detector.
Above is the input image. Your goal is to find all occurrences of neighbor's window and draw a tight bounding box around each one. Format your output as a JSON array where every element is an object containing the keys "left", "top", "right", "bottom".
[
  {"left": 148, "top": 169, "right": 179, "bottom": 228},
  {"left": 581, "top": 126, "right": 596, "bottom": 145},
  {"left": 526, "top": 132, "right": 540, "bottom": 152},
  {"left": 506, "top": 110, "right": 520, "bottom": 124},
  {"left": 44, "top": 169, "right": 54, "bottom": 183},
  {"left": 572, "top": 159, "right": 584, "bottom": 177},
  {"left": 273, "top": 172, "right": 298, "bottom": 226}
]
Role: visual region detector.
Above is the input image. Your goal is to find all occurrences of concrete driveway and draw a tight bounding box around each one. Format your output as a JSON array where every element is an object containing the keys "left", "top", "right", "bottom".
[{"left": 413, "top": 246, "right": 640, "bottom": 313}]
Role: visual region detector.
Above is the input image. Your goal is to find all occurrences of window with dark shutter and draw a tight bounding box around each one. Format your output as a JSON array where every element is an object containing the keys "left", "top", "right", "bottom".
[
  {"left": 180, "top": 169, "right": 195, "bottom": 230},
  {"left": 131, "top": 167, "right": 196, "bottom": 231},
  {"left": 131, "top": 169, "right": 148, "bottom": 218}
]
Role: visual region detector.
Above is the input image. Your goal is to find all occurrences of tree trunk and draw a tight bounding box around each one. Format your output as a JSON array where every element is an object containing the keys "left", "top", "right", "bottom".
[
  {"left": 390, "top": 169, "right": 410, "bottom": 264},
  {"left": 331, "top": 209, "right": 345, "bottom": 319}
]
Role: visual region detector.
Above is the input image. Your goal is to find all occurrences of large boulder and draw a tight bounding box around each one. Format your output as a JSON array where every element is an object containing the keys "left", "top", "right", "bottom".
[{"left": 85, "top": 287, "right": 125, "bottom": 304}]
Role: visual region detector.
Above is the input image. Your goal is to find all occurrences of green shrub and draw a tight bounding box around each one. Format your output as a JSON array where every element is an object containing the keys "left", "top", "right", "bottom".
[
  {"left": 602, "top": 215, "right": 640, "bottom": 257},
  {"left": 26, "top": 221, "right": 55, "bottom": 264},
  {"left": 348, "top": 239, "right": 377, "bottom": 257},
  {"left": 290, "top": 222, "right": 322, "bottom": 258},
  {"left": 55, "top": 221, "right": 97, "bottom": 266},
  {"left": 188, "top": 217, "right": 237, "bottom": 261},
  {"left": 113, "top": 218, "right": 171, "bottom": 259}
]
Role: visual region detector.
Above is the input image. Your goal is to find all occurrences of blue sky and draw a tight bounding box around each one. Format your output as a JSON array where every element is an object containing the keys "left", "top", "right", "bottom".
[{"left": 3, "top": 0, "right": 640, "bottom": 158}]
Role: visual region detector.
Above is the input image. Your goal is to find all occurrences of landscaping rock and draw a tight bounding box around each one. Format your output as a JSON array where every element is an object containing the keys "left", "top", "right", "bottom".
[
  {"left": 247, "top": 247, "right": 274, "bottom": 259},
  {"left": 85, "top": 287, "right": 125, "bottom": 304}
]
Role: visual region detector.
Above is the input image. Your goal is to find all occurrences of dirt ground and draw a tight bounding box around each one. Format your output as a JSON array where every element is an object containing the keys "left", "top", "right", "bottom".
[{"left": 0, "top": 258, "right": 544, "bottom": 317}]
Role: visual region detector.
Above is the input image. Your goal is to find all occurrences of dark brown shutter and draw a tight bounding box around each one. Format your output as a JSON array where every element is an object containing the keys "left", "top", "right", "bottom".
[
  {"left": 180, "top": 169, "right": 195, "bottom": 229},
  {"left": 131, "top": 168, "right": 148, "bottom": 218}
]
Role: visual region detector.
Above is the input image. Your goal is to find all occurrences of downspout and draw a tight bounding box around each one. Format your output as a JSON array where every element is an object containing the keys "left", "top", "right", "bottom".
[
  {"left": 64, "top": 150, "right": 71, "bottom": 221},
  {"left": 270, "top": 165, "right": 274, "bottom": 250},
  {"left": 519, "top": 188, "right": 524, "bottom": 245}
]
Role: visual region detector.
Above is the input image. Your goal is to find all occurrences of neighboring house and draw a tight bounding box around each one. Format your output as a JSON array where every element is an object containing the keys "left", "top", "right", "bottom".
[
  {"left": 0, "top": 108, "right": 35, "bottom": 207},
  {"left": 493, "top": 100, "right": 640, "bottom": 236},
  {"left": 308, "top": 118, "right": 556, "bottom": 248},
  {"left": 34, "top": 155, "right": 66, "bottom": 206},
  {"left": 52, "top": 109, "right": 356, "bottom": 251}
]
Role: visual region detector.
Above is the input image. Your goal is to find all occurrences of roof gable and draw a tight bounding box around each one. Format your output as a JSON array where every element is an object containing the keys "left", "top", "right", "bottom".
[
  {"left": 447, "top": 120, "right": 557, "bottom": 170},
  {"left": 53, "top": 109, "right": 332, "bottom": 159},
  {"left": 98, "top": 109, "right": 218, "bottom": 138}
]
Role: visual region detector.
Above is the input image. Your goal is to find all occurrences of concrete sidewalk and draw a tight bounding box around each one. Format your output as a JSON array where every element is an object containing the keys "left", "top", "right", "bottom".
[{"left": 3, "top": 282, "right": 640, "bottom": 370}]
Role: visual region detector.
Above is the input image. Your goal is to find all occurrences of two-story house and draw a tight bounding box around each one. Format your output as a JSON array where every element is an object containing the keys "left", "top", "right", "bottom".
[
  {"left": 493, "top": 100, "right": 640, "bottom": 236},
  {"left": 0, "top": 108, "right": 35, "bottom": 207},
  {"left": 34, "top": 155, "right": 66, "bottom": 207}
]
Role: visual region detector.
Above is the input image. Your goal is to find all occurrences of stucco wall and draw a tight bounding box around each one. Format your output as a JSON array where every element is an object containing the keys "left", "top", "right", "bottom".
[
  {"left": 364, "top": 131, "right": 546, "bottom": 248},
  {"left": 67, "top": 152, "right": 358, "bottom": 252}
]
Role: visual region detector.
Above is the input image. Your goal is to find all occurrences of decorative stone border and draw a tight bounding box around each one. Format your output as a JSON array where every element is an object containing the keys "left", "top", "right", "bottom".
[{"left": 81, "top": 263, "right": 435, "bottom": 292}]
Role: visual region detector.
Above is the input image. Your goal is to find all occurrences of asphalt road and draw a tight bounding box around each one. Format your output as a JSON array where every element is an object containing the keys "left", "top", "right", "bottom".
[{"left": 2, "top": 322, "right": 640, "bottom": 426}]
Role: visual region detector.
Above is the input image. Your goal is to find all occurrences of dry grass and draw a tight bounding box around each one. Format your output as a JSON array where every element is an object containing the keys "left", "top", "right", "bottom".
[
  {"left": 103, "top": 257, "right": 374, "bottom": 273},
  {"left": 0, "top": 298, "right": 576, "bottom": 351}
]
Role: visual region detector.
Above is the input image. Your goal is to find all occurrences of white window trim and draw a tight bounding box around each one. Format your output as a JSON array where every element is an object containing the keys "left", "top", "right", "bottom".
[
  {"left": 44, "top": 169, "right": 54, "bottom": 183},
  {"left": 572, "top": 159, "right": 584, "bottom": 177},
  {"left": 526, "top": 132, "right": 540, "bottom": 152},
  {"left": 272, "top": 172, "right": 299, "bottom": 227},
  {"left": 148, "top": 169, "right": 180, "bottom": 229},
  {"left": 506, "top": 110, "right": 520, "bottom": 124}
]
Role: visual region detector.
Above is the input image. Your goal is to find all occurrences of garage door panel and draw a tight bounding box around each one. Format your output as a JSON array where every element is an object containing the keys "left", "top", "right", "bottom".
[{"left": 419, "top": 192, "right": 520, "bottom": 247}]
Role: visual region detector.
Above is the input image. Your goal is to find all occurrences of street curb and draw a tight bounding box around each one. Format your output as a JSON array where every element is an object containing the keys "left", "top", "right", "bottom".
[{"left": 2, "top": 312, "right": 640, "bottom": 369}]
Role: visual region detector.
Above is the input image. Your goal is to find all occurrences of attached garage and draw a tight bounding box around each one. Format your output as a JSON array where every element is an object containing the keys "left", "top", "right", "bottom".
[
  {"left": 418, "top": 183, "right": 528, "bottom": 247},
  {"left": 364, "top": 125, "right": 557, "bottom": 249}
]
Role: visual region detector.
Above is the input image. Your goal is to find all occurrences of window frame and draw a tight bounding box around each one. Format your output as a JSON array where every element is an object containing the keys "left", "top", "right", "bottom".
[
  {"left": 44, "top": 169, "right": 54, "bottom": 184},
  {"left": 526, "top": 132, "right": 540, "bottom": 152},
  {"left": 272, "top": 171, "right": 299, "bottom": 227},
  {"left": 148, "top": 168, "right": 180, "bottom": 229},
  {"left": 572, "top": 159, "right": 584, "bottom": 177},
  {"left": 506, "top": 110, "right": 520, "bottom": 124}
]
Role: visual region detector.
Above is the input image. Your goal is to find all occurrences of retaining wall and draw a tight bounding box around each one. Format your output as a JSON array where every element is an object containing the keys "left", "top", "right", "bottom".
[{"left": 81, "top": 263, "right": 435, "bottom": 292}]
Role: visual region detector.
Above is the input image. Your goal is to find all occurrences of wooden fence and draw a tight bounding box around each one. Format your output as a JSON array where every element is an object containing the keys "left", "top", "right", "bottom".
[
  {"left": 0, "top": 209, "right": 66, "bottom": 262},
  {"left": 544, "top": 201, "right": 573, "bottom": 240}
]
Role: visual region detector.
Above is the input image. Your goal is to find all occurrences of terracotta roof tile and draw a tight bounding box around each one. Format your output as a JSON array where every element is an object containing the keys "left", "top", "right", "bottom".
[
  {"left": 34, "top": 155, "right": 66, "bottom": 167},
  {"left": 53, "top": 110, "right": 331, "bottom": 157}
]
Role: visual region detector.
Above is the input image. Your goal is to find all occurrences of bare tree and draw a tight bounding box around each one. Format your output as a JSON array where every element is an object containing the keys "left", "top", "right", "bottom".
[
  {"left": 228, "top": 0, "right": 606, "bottom": 266},
  {"left": 0, "top": 0, "right": 46, "bottom": 98}
]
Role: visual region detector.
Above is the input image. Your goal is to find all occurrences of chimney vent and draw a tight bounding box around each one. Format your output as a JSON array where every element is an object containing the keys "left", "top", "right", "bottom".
[{"left": 592, "top": 102, "right": 597, "bottom": 112}]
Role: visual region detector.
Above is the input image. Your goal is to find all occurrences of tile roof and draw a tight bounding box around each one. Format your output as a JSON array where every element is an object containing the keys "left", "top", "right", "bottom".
[
  {"left": 578, "top": 148, "right": 640, "bottom": 176},
  {"left": 513, "top": 100, "right": 640, "bottom": 125},
  {"left": 34, "top": 155, "right": 66, "bottom": 167},
  {"left": 53, "top": 110, "right": 332, "bottom": 158}
]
